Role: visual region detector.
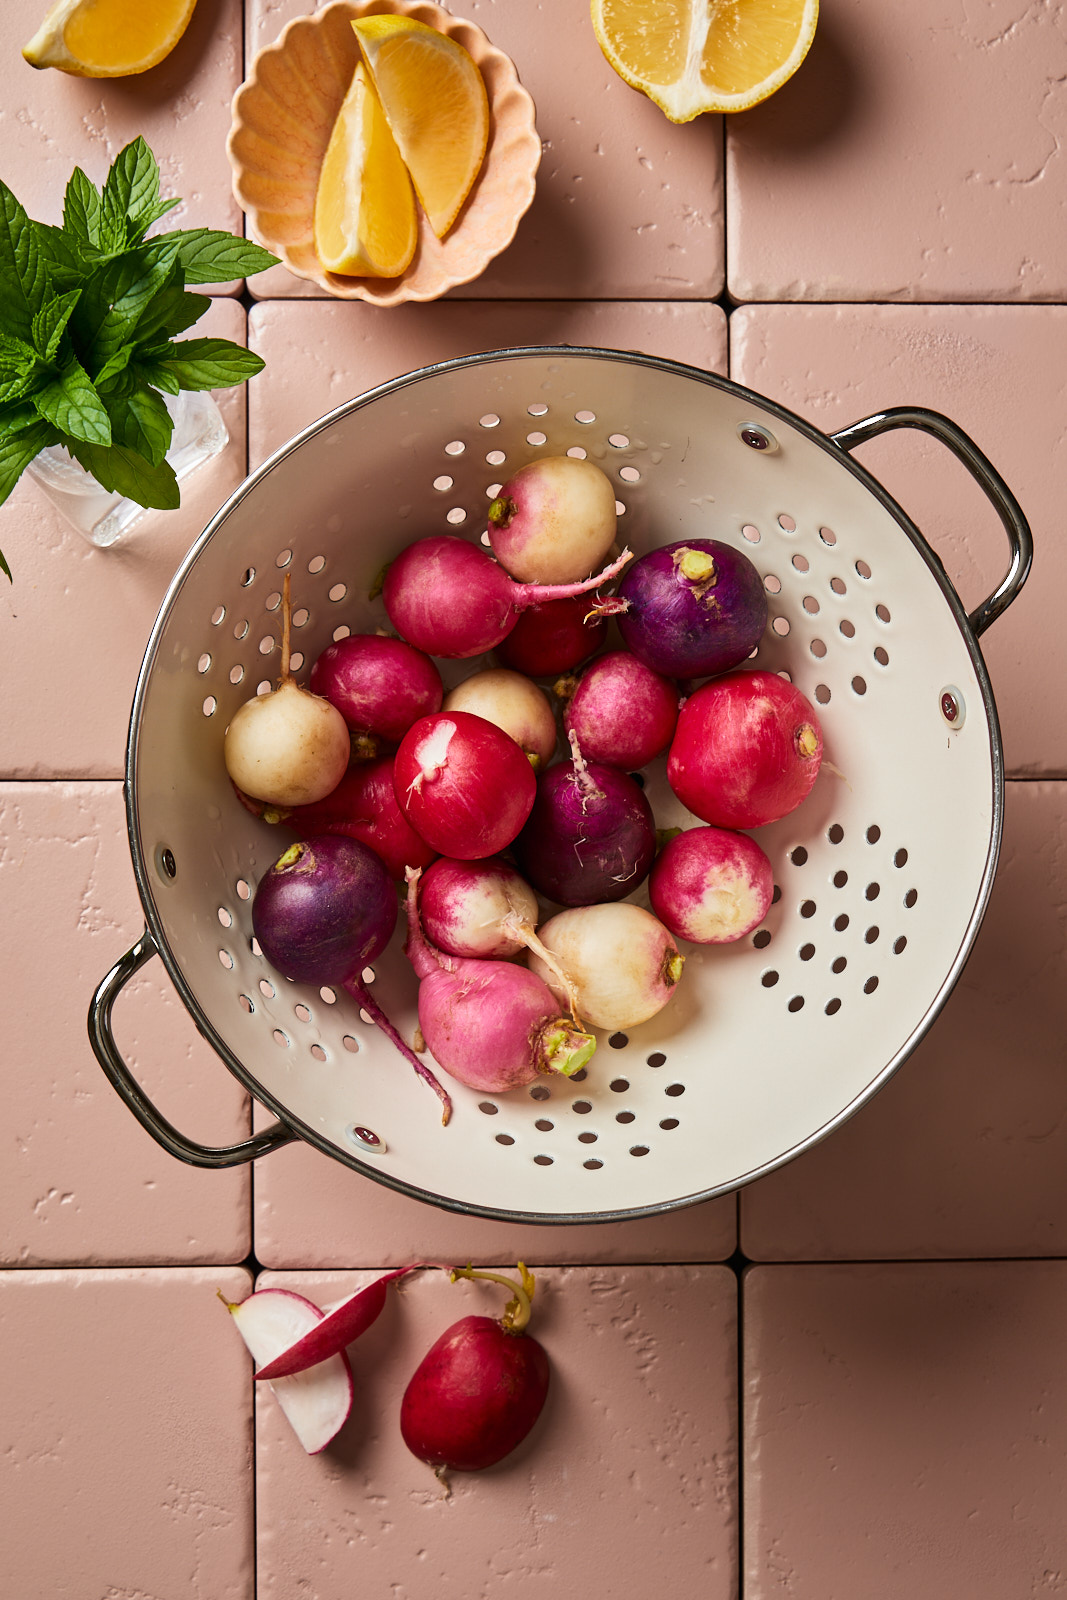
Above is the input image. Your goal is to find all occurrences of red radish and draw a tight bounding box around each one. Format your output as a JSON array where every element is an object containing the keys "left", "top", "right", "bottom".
[
  {"left": 224, "top": 573, "right": 349, "bottom": 807},
  {"left": 220, "top": 1285, "right": 353, "bottom": 1454},
  {"left": 400, "top": 1264, "right": 550, "bottom": 1473},
  {"left": 443, "top": 668, "right": 557, "bottom": 769},
  {"left": 382, "top": 534, "right": 631, "bottom": 659},
  {"left": 487, "top": 455, "right": 618, "bottom": 583},
  {"left": 514, "top": 731, "right": 656, "bottom": 907},
  {"left": 649, "top": 826, "right": 774, "bottom": 944},
  {"left": 600, "top": 538, "right": 768, "bottom": 679},
  {"left": 529, "top": 902, "right": 684, "bottom": 1030},
  {"left": 668, "top": 669, "right": 823, "bottom": 829},
  {"left": 277, "top": 754, "right": 437, "bottom": 880},
  {"left": 495, "top": 594, "right": 607, "bottom": 677},
  {"left": 254, "top": 1267, "right": 416, "bottom": 1380},
  {"left": 309, "top": 633, "right": 443, "bottom": 743},
  {"left": 403, "top": 867, "right": 595, "bottom": 1093},
  {"left": 394, "top": 710, "right": 536, "bottom": 859},
  {"left": 561, "top": 649, "right": 679, "bottom": 770},
  {"left": 253, "top": 835, "right": 452, "bottom": 1122}
]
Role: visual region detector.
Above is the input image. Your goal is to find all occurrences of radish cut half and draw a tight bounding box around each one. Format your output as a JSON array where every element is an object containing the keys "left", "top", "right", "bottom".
[
  {"left": 224, "top": 1286, "right": 353, "bottom": 1454},
  {"left": 255, "top": 1268, "right": 412, "bottom": 1380}
]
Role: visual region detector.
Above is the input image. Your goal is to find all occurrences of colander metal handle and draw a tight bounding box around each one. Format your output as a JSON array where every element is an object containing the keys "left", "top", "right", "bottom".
[
  {"left": 88, "top": 929, "right": 296, "bottom": 1168},
  {"left": 831, "top": 406, "right": 1033, "bottom": 638}
]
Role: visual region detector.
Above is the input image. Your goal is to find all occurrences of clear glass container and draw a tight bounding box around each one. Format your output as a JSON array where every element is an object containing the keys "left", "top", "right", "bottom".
[{"left": 25, "top": 389, "right": 229, "bottom": 548}]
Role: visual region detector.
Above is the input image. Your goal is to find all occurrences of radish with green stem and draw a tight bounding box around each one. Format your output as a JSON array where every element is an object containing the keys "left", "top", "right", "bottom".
[{"left": 529, "top": 902, "right": 685, "bottom": 1030}]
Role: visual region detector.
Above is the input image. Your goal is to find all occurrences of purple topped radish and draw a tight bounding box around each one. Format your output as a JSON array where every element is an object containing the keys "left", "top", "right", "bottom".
[
  {"left": 560, "top": 649, "right": 679, "bottom": 770},
  {"left": 487, "top": 455, "right": 618, "bottom": 584},
  {"left": 600, "top": 538, "right": 767, "bottom": 679}
]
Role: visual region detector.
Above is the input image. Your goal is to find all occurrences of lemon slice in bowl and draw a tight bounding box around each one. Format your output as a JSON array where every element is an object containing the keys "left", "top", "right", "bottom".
[
  {"left": 314, "top": 61, "right": 418, "bottom": 278},
  {"left": 591, "top": 0, "right": 818, "bottom": 122},
  {"left": 351, "top": 15, "right": 489, "bottom": 240},
  {"left": 22, "top": 0, "right": 197, "bottom": 76}
]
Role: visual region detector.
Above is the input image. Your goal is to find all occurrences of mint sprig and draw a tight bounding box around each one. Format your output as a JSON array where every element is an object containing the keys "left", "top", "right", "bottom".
[{"left": 0, "top": 137, "right": 278, "bottom": 579}]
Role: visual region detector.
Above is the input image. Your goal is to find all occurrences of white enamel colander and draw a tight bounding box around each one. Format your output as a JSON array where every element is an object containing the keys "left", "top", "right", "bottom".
[{"left": 89, "top": 348, "right": 1031, "bottom": 1224}]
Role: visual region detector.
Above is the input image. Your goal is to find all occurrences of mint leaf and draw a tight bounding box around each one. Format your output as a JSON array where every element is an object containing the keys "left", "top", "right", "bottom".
[
  {"left": 0, "top": 400, "right": 44, "bottom": 435},
  {"left": 0, "top": 333, "right": 40, "bottom": 401},
  {"left": 150, "top": 337, "right": 264, "bottom": 391},
  {"left": 103, "top": 137, "right": 162, "bottom": 244},
  {"left": 33, "top": 222, "right": 91, "bottom": 286},
  {"left": 138, "top": 196, "right": 181, "bottom": 237},
  {"left": 72, "top": 238, "right": 182, "bottom": 370},
  {"left": 32, "top": 288, "right": 81, "bottom": 362},
  {"left": 33, "top": 356, "right": 111, "bottom": 446},
  {"left": 69, "top": 438, "right": 180, "bottom": 510},
  {"left": 170, "top": 229, "right": 279, "bottom": 284},
  {"left": 131, "top": 267, "right": 209, "bottom": 346},
  {"left": 63, "top": 167, "right": 103, "bottom": 252},
  {"left": 0, "top": 181, "right": 47, "bottom": 341},
  {"left": 0, "top": 416, "right": 59, "bottom": 514},
  {"left": 103, "top": 374, "right": 172, "bottom": 466},
  {"left": 93, "top": 344, "right": 135, "bottom": 389}
]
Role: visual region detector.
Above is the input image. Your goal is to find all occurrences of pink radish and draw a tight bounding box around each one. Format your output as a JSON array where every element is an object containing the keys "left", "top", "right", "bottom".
[
  {"left": 382, "top": 534, "right": 631, "bottom": 659},
  {"left": 515, "top": 731, "right": 656, "bottom": 907},
  {"left": 443, "top": 667, "right": 557, "bottom": 769},
  {"left": 529, "top": 902, "right": 684, "bottom": 1030},
  {"left": 277, "top": 754, "right": 437, "bottom": 880},
  {"left": 220, "top": 1286, "right": 353, "bottom": 1454},
  {"left": 400, "top": 1264, "right": 550, "bottom": 1473},
  {"left": 668, "top": 668, "right": 823, "bottom": 829},
  {"left": 403, "top": 867, "right": 595, "bottom": 1093},
  {"left": 254, "top": 1267, "right": 416, "bottom": 1380},
  {"left": 487, "top": 455, "right": 618, "bottom": 583},
  {"left": 649, "top": 825, "right": 774, "bottom": 944},
  {"left": 393, "top": 710, "right": 536, "bottom": 859},
  {"left": 603, "top": 538, "right": 768, "bottom": 679},
  {"left": 561, "top": 649, "right": 679, "bottom": 770},
  {"left": 309, "top": 633, "right": 443, "bottom": 744},
  {"left": 224, "top": 573, "right": 349, "bottom": 807},
  {"left": 494, "top": 594, "right": 607, "bottom": 677}
]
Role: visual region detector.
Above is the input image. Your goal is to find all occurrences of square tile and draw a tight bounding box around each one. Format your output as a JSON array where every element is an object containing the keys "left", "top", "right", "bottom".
[
  {"left": 245, "top": 0, "right": 724, "bottom": 301},
  {"left": 740, "top": 782, "right": 1067, "bottom": 1261},
  {"left": 0, "top": 299, "right": 249, "bottom": 780},
  {"left": 1, "top": 1266, "right": 253, "bottom": 1600},
  {"left": 0, "top": 782, "right": 252, "bottom": 1266},
  {"left": 745, "top": 1262, "right": 1067, "bottom": 1598},
  {"left": 730, "top": 303, "right": 1063, "bottom": 775},
  {"left": 727, "top": 0, "right": 1067, "bottom": 302},
  {"left": 255, "top": 1265, "right": 737, "bottom": 1600}
]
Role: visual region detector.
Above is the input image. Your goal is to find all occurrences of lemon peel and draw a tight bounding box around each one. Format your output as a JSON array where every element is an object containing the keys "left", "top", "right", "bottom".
[{"left": 22, "top": 0, "right": 197, "bottom": 77}]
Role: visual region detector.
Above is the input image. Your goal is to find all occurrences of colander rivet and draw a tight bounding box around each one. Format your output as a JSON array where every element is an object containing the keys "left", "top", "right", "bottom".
[
  {"left": 940, "top": 686, "right": 965, "bottom": 728},
  {"left": 738, "top": 422, "right": 779, "bottom": 453},
  {"left": 160, "top": 848, "right": 177, "bottom": 880},
  {"left": 345, "top": 1124, "right": 387, "bottom": 1155}
]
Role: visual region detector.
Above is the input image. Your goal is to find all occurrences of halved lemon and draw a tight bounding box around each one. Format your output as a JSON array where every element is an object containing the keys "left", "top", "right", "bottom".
[
  {"left": 351, "top": 16, "right": 489, "bottom": 239},
  {"left": 314, "top": 61, "right": 418, "bottom": 278},
  {"left": 591, "top": 0, "right": 818, "bottom": 122},
  {"left": 22, "top": 0, "right": 197, "bottom": 77}
]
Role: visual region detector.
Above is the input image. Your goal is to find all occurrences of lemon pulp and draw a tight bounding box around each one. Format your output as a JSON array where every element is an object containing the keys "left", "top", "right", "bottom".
[
  {"left": 313, "top": 61, "right": 418, "bottom": 279},
  {"left": 23, "top": 0, "right": 197, "bottom": 76}
]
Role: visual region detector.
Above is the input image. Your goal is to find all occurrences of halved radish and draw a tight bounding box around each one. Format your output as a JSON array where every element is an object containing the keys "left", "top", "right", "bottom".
[
  {"left": 254, "top": 1268, "right": 412, "bottom": 1380},
  {"left": 222, "top": 1286, "right": 353, "bottom": 1454}
]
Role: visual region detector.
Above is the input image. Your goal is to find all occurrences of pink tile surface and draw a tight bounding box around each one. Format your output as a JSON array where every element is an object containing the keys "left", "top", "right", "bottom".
[
  {"left": 745, "top": 1262, "right": 1067, "bottom": 1599},
  {"left": 1, "top": 1265, "right": 253, "bottom": 1600},
  {"left": 0, "top": 299, "right": 249, "bottom": 779},
  {"left": 245, "top": 0, "right": 725, "bottom": 301},
  {"left": 740, "top": 781, "right": 1067, "bottom": 1260},
  {"left": 247, "top": 298, "right": 727, "bottom": 465},
  {"left": 730, "top": 303, "right": 1062, "bottom": 775},
  {"left": 255, "top": 1265, "right": 737, "bottom": 1600},
  {"left": 5, "top": 0, "right": 245, "bottom": 261},
  {"left": 0, "top": 782, "right": 251, "bottom": 1266},
  {"left": 727, "top": 0, "right": 1067, "bottom": 303}
]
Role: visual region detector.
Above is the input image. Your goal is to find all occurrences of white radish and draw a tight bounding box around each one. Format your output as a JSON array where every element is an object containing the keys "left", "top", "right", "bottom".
[
  {"left": 220, "top": 1286, "right": 353, "bottom": 1454},
  {"left": 443, "top": 668, "right": 557, "bottom": 769},
  {"left": 529, "top": 902, "right": 685, "bottom": 1030},
  {"left": 487, "top": 456, "right": 618, "bottom": 584}
]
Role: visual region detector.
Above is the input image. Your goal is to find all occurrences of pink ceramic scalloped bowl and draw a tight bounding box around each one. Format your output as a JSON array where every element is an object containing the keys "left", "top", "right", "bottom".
[{"left": 227, "top": 0, "right": 540, "bottom": 305}]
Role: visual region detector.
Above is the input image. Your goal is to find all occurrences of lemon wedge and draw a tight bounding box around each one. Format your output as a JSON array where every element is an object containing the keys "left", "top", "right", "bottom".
[
  {"left": 22, "top": 0, "right": 197, "bottom": 77},
  {"left": 351, "top": 16, "right": 489, "bottom": 239},
  {"left": 313, "top": 61, "right": 418, "bottom": 278},
  {"left": 591, "top": 0, "right": 818, "bottom": 121}
]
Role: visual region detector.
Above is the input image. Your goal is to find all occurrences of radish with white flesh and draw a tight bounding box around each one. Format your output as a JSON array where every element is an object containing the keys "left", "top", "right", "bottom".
[
  {"left": 221, "top": 1286, "right": 353, "bottom": 1454},
  {"left": 254, "top": 1267, "right": 416, "bottom": 1380},
  {"left": 599, "top": 538, "right": 768, "bottom": 679},
  {"left": 419, "top": 855, "right": 582, "bottom": 1019},
  {"left": 394, "top": 710, "right": 536, "bottom": 859},
  {"left": 494, "top": 594, "right": 607, "bottom": 677},
  {"left": 224, "top": 572, "right": 349, "bottom": 806},
  {"left": 401, "top": 1264, "right": 550, "bottom": 1474},
  {"left": 487, "top": 455, "right": 618, "bottom": 584},
  {"left": 649, "top": 825, "right": 774, "bottom": 944},
  {"left": 560, "top": 649, "right": 679, "bottom": 770},
  {"left": 443, "top": 668, "right": 557, "bottom": 770},
  {"left": 668, "top": 668, "right": 823, "bottom": 829},
  {"left": 309, "top": 633, "right": 443, "bottom": 744},
  {"left": 382, "top": 534, "right": 631, "bottom": 659},
  {"left": 253, "top": 835, "right": 452, "bottom": 1123},
  {"left": 261, "top": 753, "right": 438, "bottom": 880},
  {"left": 403, "top": 867, "right": 596, "bottom": 1093},
  {"left": 515, "top": 731, "right": 656, "bottom": 907},
  {"left": 530, "top": 902, "right": 685, "bottom": 1030}
]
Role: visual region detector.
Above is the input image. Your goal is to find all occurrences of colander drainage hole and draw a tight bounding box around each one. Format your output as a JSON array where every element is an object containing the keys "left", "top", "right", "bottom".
[
  {"left": 762, "top": 970, "right": 779, "bottom": 987},
  {"left": 310, "top": 1044, "right": 327, "bottom": 1062},
  {"left": 800, "top": 900, "right": 816, "bottom": 918},
  {"left": 529, "top": 1084, "right": 551, "bottom": 1101},
  {"left": 866, "top": 882, "right": 880, "bottom": 900},
  {"left": 660, "top": 1118, "right": 679, "bottom": 1131},
  {"left": 218, "top": 949, "right": 233, "bottom": 970},
  {"left": 867, "top": 824, "right": 881, "bottom": 843},
  {"left": 496, "top": 1133, "right": 515, "bottom": 1146},
  {"left": 815, "top": 684, "right": 831, "bottom": 704},
  {"left": 528, "top": 432, "right": 548, "bottom": 448},
  {"left": 791, "top": 846, "right": 808, "bottom": 866},
  {"left": 319, "top": 986, "right": 337, "bottom": 1003},
  {"left": 572, "top": 1100, "right": 593, "bottom": 1114},
  {"left": 787, "top": 995, "right": 805, "bottom": 1013},
  {"left": 894, "top": 936, "right": 907, "bottom": 954},
  {"left": 567, "top": 446, "right": 587, "bottom": 459},
  {"left": 832, "top": 956, "right": 847, "bottom": 974},
  {"left": 578, "top": 1131, "right": 597, "bottom": 1144},
  {"left": 800, "top": 944, "right": 815, "bottom": 961},
  {"left": 259, "top": 979, "right": 275, "bottom": 999},
  {"left": 535, "top": 1119, "right": 554, "bottom": 1132},
  {"left": 342, "top": 1036, "right": 359, "bottom": 1053},
  {"left": 742, "top": 524, "right": 761, "bottom": 543},
  {"left": 616, "top": 1111, "right": 635, "bottom": 1124},
  {"left": 828, "top": 823, "right": 844, "bottom": 844},
  {"left": 533, "top": 1154, "right": 553, "bottom": 1165},
  {"left": 275, "top": 548, "right": 292, "bottom": 568},
  {"left": 479, "top": 414, "right": 500, "bottom": 428},
  {"left": 778, "top": 514, "right": 796, "bottom": 532},
  {"left": 630, "top": 1145, "right": 650, "bottom": 1157},
  {"left": 765, "top": 574, "right": 782, "bottom": 594},
  {"left": 479, "top": 1101, "right": 499, "bottom": 1115},
  {"left": 609, "top": 1033, "right": 629, "bottom": 1049},
  {"left": 833, "top": 870, "right": 848, "bottom": 887},
  {"left": 294, "top": 1003, "right": 311, "bottom": 1022},
  {"left": 865, "top": 926, "right": 879, "bottom": 944},
  {"left": 905, "top": 889, "right": 918, "bottom": 908},
  {"left": 610, "top": 1078, "right": 629, "bottom": 1092},
  {"left": 584, "top": 1159, "right": 603, "bottom": 1170},
  {"left": 273, "top": 1029, "right": 289, "bottom": 1048},
  {"left": 825, "top": 998, "right": 842, "bottom": 1015},
  {"left": 811, "top": 638, "right": 827, "bottom": 658},
  {"left": 665, "top": 1084, "right": 685, "bottom": 1098},
  {"left": 834, "top": 913, "right": 849, "bottom": 932},
  {"left": 864, "top": 976, "right": 880, "bottom": 994},
  {"left": 647, "top": 1052, "right": 666, "bottom": 1068},
  {"left": 239, "top": 994, "right": 253, "bottom": 1013},
  {"left": 528, "top": 403, "right": 549, "bottom": 418},
  {"left": 830, "top": 576, "right": 847, "bottom": 595},
  {"left": 895, "top": 848, "right": 909, "bottom": 868},
  {"left": 308, "top": 555, "right": 326, "bottom": 574}
]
